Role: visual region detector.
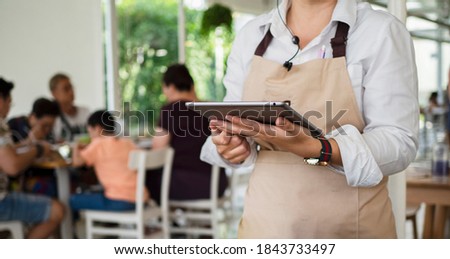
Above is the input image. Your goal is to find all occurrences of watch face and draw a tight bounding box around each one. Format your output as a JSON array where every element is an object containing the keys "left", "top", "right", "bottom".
[
  {"left": 304, "top": 158, "right": 320, "bottom": 165},
  {"left": 304, "top": 158, "right": 328, "bottom": 166}
]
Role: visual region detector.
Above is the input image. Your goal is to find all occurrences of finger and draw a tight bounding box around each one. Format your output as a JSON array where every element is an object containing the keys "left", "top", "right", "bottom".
[
  {"left": 224, "top": 115, "right": 263, "bottom": 136},
  {"left": 220, "top": 137, "right": 250, "bottom": 162},
  {"left": 209, "top": 125, "right": 222, "bottom": 136},
  {"left": 209, "top": 119, "right": 227, "bottom": 137},
  {"left": 213, "top": 120, "right": 243, "bottom": 136},
  {"left": 228, "top": 153, "right": 251, "bottom": 165},
  {"left": 275, "top": 117, "right": 296, "bottom": 132},
  {"left": 218, "top": 135, "right": 244, "bottom": 152},
  {"left": 212, "top": 130, "right": 232, "bottom": 146}
]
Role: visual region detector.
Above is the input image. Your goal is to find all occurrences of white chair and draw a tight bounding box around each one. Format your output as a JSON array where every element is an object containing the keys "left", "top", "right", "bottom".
[
  {"left": 169, "top": 165, "right": 230, "bottom": 238},
  {"left": 228, "top": 167, "right": 252, "bottom": 217},
  {"left": 406, "top": 203, "right": 420, "bottom": 239},
  {"left": 0, "top": 221, "right": 24, "bottom": 239},
  {"left": 84, "top": 147, "right": 174, "bottom": 239}
]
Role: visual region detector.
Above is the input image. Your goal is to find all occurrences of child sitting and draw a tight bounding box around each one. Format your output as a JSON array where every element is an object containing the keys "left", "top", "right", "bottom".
[{"left": 70, "top": 110, "right": 148, "bottom": 212}]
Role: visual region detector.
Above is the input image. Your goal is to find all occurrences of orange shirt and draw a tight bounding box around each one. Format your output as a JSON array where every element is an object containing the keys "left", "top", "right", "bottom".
[{"left": 80, "top": 137, "right": 149, "bottom": 202}]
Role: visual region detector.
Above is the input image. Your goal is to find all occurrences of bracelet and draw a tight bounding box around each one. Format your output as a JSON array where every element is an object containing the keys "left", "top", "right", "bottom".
[
  {"left": 304, "top": 138, "right": 332, "bottom": 166},
  {"left": 35, "top": 143, "right": 44, "bottom": 158}
]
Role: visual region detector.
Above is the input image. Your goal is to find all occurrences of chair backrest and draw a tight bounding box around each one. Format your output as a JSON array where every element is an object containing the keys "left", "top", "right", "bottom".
[{"left": 129, "top": 147, "right": 174, "bottom": 216}]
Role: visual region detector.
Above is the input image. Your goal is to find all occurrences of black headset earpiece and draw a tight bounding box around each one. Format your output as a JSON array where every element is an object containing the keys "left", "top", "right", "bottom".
[
  {"left": 277, "top": 0, "right": 300, "bottom": 71},
  {"left": 283, "top": 61, "right": 293, "bottom": 71},
  {"left": 292, "top": 36, "right": 300, "bottom": 45}
]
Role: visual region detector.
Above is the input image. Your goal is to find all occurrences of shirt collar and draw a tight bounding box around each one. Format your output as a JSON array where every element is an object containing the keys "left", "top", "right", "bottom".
[
  {"left": 265, "top": 0, "right": 358, "bottom": 38},
  {"left": 332, "top": 0, "right": 357, "bottom": 30}
]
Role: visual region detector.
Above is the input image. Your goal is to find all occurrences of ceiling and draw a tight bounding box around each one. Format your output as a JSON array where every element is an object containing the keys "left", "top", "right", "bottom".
[{"left": 207, "top": 0, "right": 450, "bottom": 43}]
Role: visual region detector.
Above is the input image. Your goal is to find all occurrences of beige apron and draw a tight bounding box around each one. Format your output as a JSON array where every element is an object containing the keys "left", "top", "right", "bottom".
[{"left": 238, "top": 22, "right": 396, "bottom": 238}]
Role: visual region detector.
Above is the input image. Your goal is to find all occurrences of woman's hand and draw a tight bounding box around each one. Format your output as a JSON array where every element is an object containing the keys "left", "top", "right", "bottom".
[
  {"left": 210, "top": 120, "right": 251, "bottom": 164},
  {"left": 211, "top": 116, "right": 325, "bottom": 161}
]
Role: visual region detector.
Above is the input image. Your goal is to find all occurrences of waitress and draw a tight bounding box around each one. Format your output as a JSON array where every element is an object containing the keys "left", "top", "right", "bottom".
[{"left": 201, "top": 0, "right": 418, "bottom": 238}]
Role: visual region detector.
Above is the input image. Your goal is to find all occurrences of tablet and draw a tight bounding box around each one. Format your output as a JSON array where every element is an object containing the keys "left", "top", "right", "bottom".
[{"left": 186, "top": 101, "right": 323, "bottom": 138}]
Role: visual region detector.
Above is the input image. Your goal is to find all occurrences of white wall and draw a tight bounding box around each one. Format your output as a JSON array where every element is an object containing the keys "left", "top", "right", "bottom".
[{"left": 0, "top": 0, "right": 105, "bottom": 117}]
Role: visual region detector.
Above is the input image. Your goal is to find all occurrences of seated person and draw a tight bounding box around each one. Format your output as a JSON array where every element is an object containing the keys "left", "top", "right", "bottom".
[
  {"left": 149, "top": 64, "right": 228, "bottom": 203},
  {"left": 0, "top": 77, "right": 64, "bottom": 238},
  {"left": 49, "top": 73, "right": 97, "bottom": 193},
  {"left": 7, "top": 98, "right": 60, "bottom": 197},
  {"left": 49, "top": 73, "right": 90, "bottom": 142},
  {"left": 8, "top": 97, "right": 60, "bottom": 144},
  {"left": 70, "top": 110, "right": 148, "bottom": 212}
]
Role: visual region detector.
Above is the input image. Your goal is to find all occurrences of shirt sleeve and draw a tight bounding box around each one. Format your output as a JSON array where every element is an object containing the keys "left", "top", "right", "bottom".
[
  {"left": 80, "top": 140, "right": 100, "bottom": 166},
  {"left": 331, "top": 17, "right": 419, "bottom": 187},
  {"left": 200, "top": 136, "right": 257, "bottom": 168}
]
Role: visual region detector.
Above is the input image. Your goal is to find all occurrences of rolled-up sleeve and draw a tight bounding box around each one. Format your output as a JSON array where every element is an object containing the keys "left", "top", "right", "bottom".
[{"left": 332, "top": 17, "right": 419, "bottom": 187}]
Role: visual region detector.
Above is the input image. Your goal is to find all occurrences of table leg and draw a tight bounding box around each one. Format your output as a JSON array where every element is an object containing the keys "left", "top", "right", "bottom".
[
  {"left": 55, "top": 167, "right": 73, "bottom": 239},
  {"left": 423, "top": 205, "right": 435, "bottom": 239},
  {"left": 433, "top": 205, "right": 447, "bottom": 239}
]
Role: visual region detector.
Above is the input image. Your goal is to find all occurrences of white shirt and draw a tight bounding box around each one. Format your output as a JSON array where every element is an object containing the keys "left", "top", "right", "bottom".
[
  {"left": 201, "top": 0, "right": 419, "bottom": 187},
  {"left": 53, "top": 105, "right": 90, "bottom": 141}
]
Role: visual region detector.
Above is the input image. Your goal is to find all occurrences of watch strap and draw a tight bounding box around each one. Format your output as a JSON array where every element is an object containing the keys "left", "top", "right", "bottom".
[
  {"left": 304, "top": 138, "right": 332, "bottom": 166},
  {"left": 318, "top": 138, "right": 332, "bottom": 163}
]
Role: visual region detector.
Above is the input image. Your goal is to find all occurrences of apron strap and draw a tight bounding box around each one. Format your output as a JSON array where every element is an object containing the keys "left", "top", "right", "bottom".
[
  {"left": 330, "top": 22, "right": 349, "bottom": 58},
  {"left": 254, "top": 22, "right": 350, "bottom": 58},
  {"left": 254, "top": 29, "right": 274, "bottom": 56}
]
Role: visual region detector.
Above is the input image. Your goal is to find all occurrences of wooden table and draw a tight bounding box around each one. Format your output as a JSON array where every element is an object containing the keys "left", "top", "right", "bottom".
[
  {"left": 406, "top": 167, "right": 450, "bottom": 238},
  {"left": 34, "top": 152, "right": 73, "bottom": 239}
]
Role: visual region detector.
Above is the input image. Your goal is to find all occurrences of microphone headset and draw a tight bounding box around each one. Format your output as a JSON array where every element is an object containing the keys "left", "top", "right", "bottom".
[{"left": 276, "top": 0, "right": 300, "bottom": 71}]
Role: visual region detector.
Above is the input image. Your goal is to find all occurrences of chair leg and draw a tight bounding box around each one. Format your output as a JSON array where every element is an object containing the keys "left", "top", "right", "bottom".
[
  {"left": 412, "top": 215, "right": 418, "bottom": 239},
  {"left": 10, "top": 223, "right": 24, "bottom": 239},
  {"left": 211, "top": 211, "right": 218, "bottom": 239},
  {"left": 86, "top": 217, "right": 93, "bottom": 239}
]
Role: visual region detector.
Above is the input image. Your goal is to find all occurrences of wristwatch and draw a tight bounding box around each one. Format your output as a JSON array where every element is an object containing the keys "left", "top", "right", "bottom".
[{"left": 304, "top": 138, "right": 332, "bottom": 166}]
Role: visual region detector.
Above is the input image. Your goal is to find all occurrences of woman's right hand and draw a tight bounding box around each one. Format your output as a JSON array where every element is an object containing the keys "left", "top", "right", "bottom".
[{"left": 210, "top": 120, "right": 251, "bottom": 164}]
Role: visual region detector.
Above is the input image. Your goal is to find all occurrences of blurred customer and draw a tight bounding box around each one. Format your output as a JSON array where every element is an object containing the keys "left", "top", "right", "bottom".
[
  {"left": 49, "top": 73, "right": 97, "bottom": 194},
  {"left": 8, "top": 98, "right": 60, "bottom": 144},
  {"left": 70, "top": 110, "right": 146, "bottom": 212},
  {"left": 149, "top": 64, "right": 228, "bottom": 203},
  {"left": 0, "top": 77, "right": 64, "bottom": 238},
  {"left": 7, "top": 98, "right": 60, "bottom": 197},
  {"left": 49, "top": 73, "right": 90, "bottom": 142}
]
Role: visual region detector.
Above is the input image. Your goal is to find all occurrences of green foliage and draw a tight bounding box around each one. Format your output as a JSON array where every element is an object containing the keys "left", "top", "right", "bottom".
[
  {"left": 117, "top": 0, "right": 233, "bottom": 134},
  {"left": 184, "top": 7, "right": 233, "bottom": 102},
  {"left": 200, "top": 4, "right": 233, "bottom": 36},
  {"left": 117, "top": 0, "right": 178, "bottom": 127}
]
